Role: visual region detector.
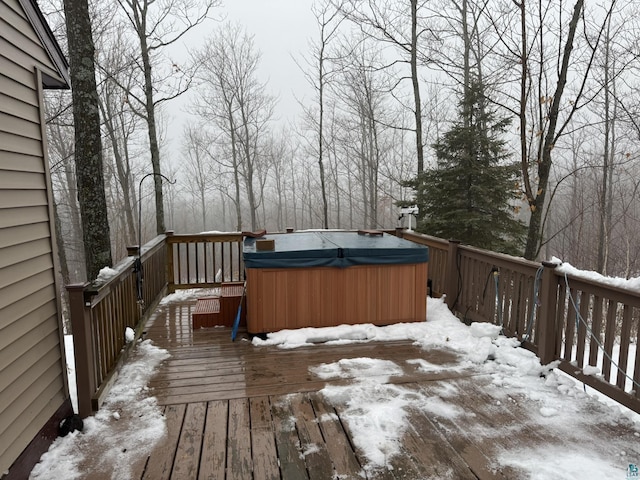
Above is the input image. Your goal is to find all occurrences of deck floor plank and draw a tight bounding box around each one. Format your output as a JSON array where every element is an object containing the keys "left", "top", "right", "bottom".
[
  {"left": 272, "top": 396, "right": 310, "bottom": 479},
  {"left": 288, "top": 393, "right": 335, "bottom": 480},
  {"left": 142, "top": 404, "right": 186, "bottom": 480},
  {"left": 401, "top": 402, "right": 479, "bottom": 479},
  {"left": 226, "top": 398, "right": 253, "bottom": 480},
  {"left": 171, "top": 402, "right": 207, "bottom": 480},
  {"left": 198, "top": 400, "right": 228, "bottom": 480},
  {"left": 249, "top": 396, "right": 280, "bottom": 480},
  {"left": 309, "top": 392, "right": 363, "bottom": 479}
]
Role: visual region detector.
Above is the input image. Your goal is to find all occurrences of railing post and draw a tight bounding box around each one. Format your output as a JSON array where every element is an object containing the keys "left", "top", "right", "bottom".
[
  {"left": 445, "top": 239, "right": 460, "bottom": 310},
  {"left": 165, "top": 230, "right": 175, "bottom": 293},
  {"left": 537, "top": 261, "right": 560, "bottom": 365},
  {"left": 67, "top": 283, "right": 95, "bottom": 418}
]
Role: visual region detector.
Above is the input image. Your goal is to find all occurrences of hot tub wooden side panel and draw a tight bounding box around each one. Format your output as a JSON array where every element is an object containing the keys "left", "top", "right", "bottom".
[{"left": 245, "top": 263, "right": 427, "bottom": 334}]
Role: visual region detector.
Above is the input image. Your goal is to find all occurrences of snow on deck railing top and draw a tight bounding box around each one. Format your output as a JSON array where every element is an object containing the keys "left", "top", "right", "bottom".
[{"left": 393, "top": 229, "right": 640, "bottom": 415}]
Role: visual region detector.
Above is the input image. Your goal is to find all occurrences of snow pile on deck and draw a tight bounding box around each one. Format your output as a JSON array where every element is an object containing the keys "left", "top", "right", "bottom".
[
  {"left": 159, "top": 287, "right": 214, "bottom": 305},
  {"left": 258, "top": 296, "right": 639, "bottom": 477},
  {"left": 30, "top": 340, "right": 169, "bottom": 480},
  {"left": 252, "top": 296, "right": 545, "bottom": 374}
]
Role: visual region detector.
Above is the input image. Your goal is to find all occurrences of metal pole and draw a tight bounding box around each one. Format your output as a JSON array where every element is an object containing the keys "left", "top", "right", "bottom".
[{"left": 136, "top": 173, "right": 175, "bottom": 302}]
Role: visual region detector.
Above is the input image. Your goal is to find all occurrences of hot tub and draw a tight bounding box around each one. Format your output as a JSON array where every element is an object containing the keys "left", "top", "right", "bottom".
[{"left": 243, "top": 231, "right": 429, "bottom": 334}]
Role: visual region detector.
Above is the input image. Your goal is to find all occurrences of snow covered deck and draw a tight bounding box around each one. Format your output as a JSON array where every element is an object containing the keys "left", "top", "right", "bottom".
[
  {"left": 32, "top": 293, "right": 640, "bottom": 479},
  {"left": 141, "top": 296, "right": 640, "bottom": 479}
]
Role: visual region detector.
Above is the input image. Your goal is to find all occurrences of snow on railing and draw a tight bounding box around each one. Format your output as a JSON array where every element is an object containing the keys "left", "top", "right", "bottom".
[{"left": 395, "top": 230, "right": 639, "bottom": 414}]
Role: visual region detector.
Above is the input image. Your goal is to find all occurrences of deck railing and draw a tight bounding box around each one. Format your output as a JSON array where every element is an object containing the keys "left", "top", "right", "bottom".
[
  {"left": 166, "top": 231, "right": 244, "bottom": 292},
  {"left": 541, "top": 264, "right": 640, "bottom": 413},
  {"left": 67, "top": 235, "right": 167, "bottom": 417},
  {"left": 393, "top": 229, "right": 640, "bottom": 414},
  {"left": 68, "top": 229, "right": 639, "bottom": 416},
  {"left": 68, "top": 232, "right": 246, "bottom": 417}
]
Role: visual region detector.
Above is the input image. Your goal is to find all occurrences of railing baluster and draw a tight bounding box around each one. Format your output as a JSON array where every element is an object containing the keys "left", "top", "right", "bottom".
[
  {"left": 554, "top": 281, "right": 567, "bottom": 358},
  {"left": 602, "top": 300, "right": 617, "bottom": 381},
  {"left": 589, "top": 296, "right": 603, "bottom": 367},
  {"left": 575, "top": 291, "right": 589, "bottom": 368},
  {"left": 634, "top": 312, "right": 640, "bottom": 397},
  {"left": 617, "top": 305, "right": 632, "bottom": 390},
  {"left": 565, "top": 287, "right": 577, "bottom": 362},
  {"left": 203, "top": 241, "right": 209, "bottom": 284}
]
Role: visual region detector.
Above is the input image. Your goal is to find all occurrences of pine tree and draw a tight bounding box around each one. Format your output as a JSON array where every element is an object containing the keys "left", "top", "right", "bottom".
[{"left": 409, "top": 79, "right": 525, "bottom": 255}]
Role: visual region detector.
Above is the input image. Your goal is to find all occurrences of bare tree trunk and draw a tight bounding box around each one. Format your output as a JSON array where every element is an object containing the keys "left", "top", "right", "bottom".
[
  {"left": 117, "top": 0, "right": 220, "bottom": 233},
  {"left": 140, "top": 29, "right": 166, "bottom": 234},
  {"left": 231, "top": 130, "right": 243, "bottom": 231},
  {"left": 523, "top": 0, "right": 584, "bottom": 260},
  {"left": 410, "top": 0, "right": 424, "bottom": 174},
  {"left": 63, "top": 0, "right": 113, "bottom": 280},
  {"left": 318, "top": 68, "right": 329, "bottom": 228},
  {"left": 517, "top": 0, "right": 530, "bottom": 236},
  {"left": 597, "top": 16, "right": 615, "bottom": 274},
  {"left": 101, "top": 101, "right": 136, "bottom": 245}
]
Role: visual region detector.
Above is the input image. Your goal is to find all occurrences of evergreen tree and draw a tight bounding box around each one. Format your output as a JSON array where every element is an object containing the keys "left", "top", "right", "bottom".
[{"left": 409, "top": 79, "right": 525, "bottom": 254}]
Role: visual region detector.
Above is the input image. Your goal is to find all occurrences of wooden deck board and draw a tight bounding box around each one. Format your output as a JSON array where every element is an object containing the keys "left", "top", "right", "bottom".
[
  {"left": 288, "top": 394, "right": 335, "bottom": 480},
  {"left": 198, "top": 400, "right": 227, "bottom": 480},
  {"left": 309, "top": 392, "right": 363, "bottom": 479},
  {"left": 171, "top": 402, "right": 206, "bottom": 479},
  {"left": 272, "top": 397, "right": 311, "bottom": 479},
  {"left": 113, "top": 298, "right": 640, "bottom": 480},
  {"left": 226, "top": 399, "right": 252, "bottom": 480},
  {"left": 142, "top": 404, "right": 186, "bottom": 480},
  {"left": 249, "top": 397, "right": 280, "bottom": 480}
]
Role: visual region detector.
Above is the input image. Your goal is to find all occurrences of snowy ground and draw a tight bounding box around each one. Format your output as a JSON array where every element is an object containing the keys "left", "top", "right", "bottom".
[
  {"left": 30, "top": 340, "right": 169, "bottom": 480},
  {"left": 33, "top": 290, "right": 639, "bottom": 479}
]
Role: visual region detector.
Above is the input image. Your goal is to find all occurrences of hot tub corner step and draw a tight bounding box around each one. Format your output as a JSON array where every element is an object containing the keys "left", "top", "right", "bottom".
[
  {"left": 192, "top": 296, "right": 221, "bottom": 329},
  {"left": 221, "top": 282, "right": 246, "bottom": 327}
]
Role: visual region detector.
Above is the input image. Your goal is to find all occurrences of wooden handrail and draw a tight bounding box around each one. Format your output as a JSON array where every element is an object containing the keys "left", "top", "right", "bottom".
[
  {"left": 397, "top": 232, "right": 640, "bottom": 414},
  {"left": 67, "top": 234, "right": 168, "bottom": 417},
  {"left": 166, "top": 232, "right": 245, "bottom": 292}
]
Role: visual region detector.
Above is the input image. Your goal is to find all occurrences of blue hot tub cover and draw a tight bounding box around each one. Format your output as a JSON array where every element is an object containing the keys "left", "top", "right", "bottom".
[{"left": 243, "top": 231, "right": 429, "bottom": 268}]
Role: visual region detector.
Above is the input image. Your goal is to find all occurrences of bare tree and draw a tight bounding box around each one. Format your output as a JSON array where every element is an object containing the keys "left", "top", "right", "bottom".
[
  {"left": 333, "top": 41, "right": 391, "bottom": 228},
  {"left": 98, "top": 28, "right": 141, "bottom": 246},
  {"left": 182, "top": 126, "right": 214, "bottom": 231},
  {"left": 489, "top": 0, "right": 614, "bottom": 259},
  {"left": 62, "top": 0, "right": 113, "bottom": 280},
  {"left": 336, "top": 0, "right": 430, "bottom": 175},
  {"left": 191, "top": 23, "right": 275, "bottom": 231},
  {"left": 297, "top": 0, "right": 347, "bottom": 228},
  {"left": 115, "top": 0, "right": 220, "bottom": 234}
]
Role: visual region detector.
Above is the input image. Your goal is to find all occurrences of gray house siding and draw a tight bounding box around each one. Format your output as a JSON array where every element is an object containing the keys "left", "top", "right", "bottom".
[{"left": 1, "top": 0, "right": 71, "bottom": 475}]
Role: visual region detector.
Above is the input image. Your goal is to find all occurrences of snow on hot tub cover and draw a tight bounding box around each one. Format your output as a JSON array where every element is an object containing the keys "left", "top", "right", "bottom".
[{"left": 243, "top": 231, "right": 429, "bottom": 268}]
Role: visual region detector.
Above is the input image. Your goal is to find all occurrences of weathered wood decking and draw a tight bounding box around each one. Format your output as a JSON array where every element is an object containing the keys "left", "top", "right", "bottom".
[{"left": 80, "top": 299, "right": 640, "bottom": 479}]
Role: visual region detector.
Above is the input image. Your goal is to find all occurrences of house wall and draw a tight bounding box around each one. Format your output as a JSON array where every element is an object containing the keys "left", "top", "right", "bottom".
[{"left": 0, "top": 0, "right": 71, "bottom": 474}]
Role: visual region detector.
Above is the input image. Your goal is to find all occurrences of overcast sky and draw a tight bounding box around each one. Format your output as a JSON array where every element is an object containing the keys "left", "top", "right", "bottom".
[
  {"left": 223, "top": 0, "right": 316, "bottom": 121},
  {"left": 165, "top": 0, "right": 316, "bottom": 157}
]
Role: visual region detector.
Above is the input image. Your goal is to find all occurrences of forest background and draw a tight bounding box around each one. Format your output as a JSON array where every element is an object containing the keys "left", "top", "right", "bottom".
[{"left": 40, "top": 0, "right": 640, "bottom": 284}]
